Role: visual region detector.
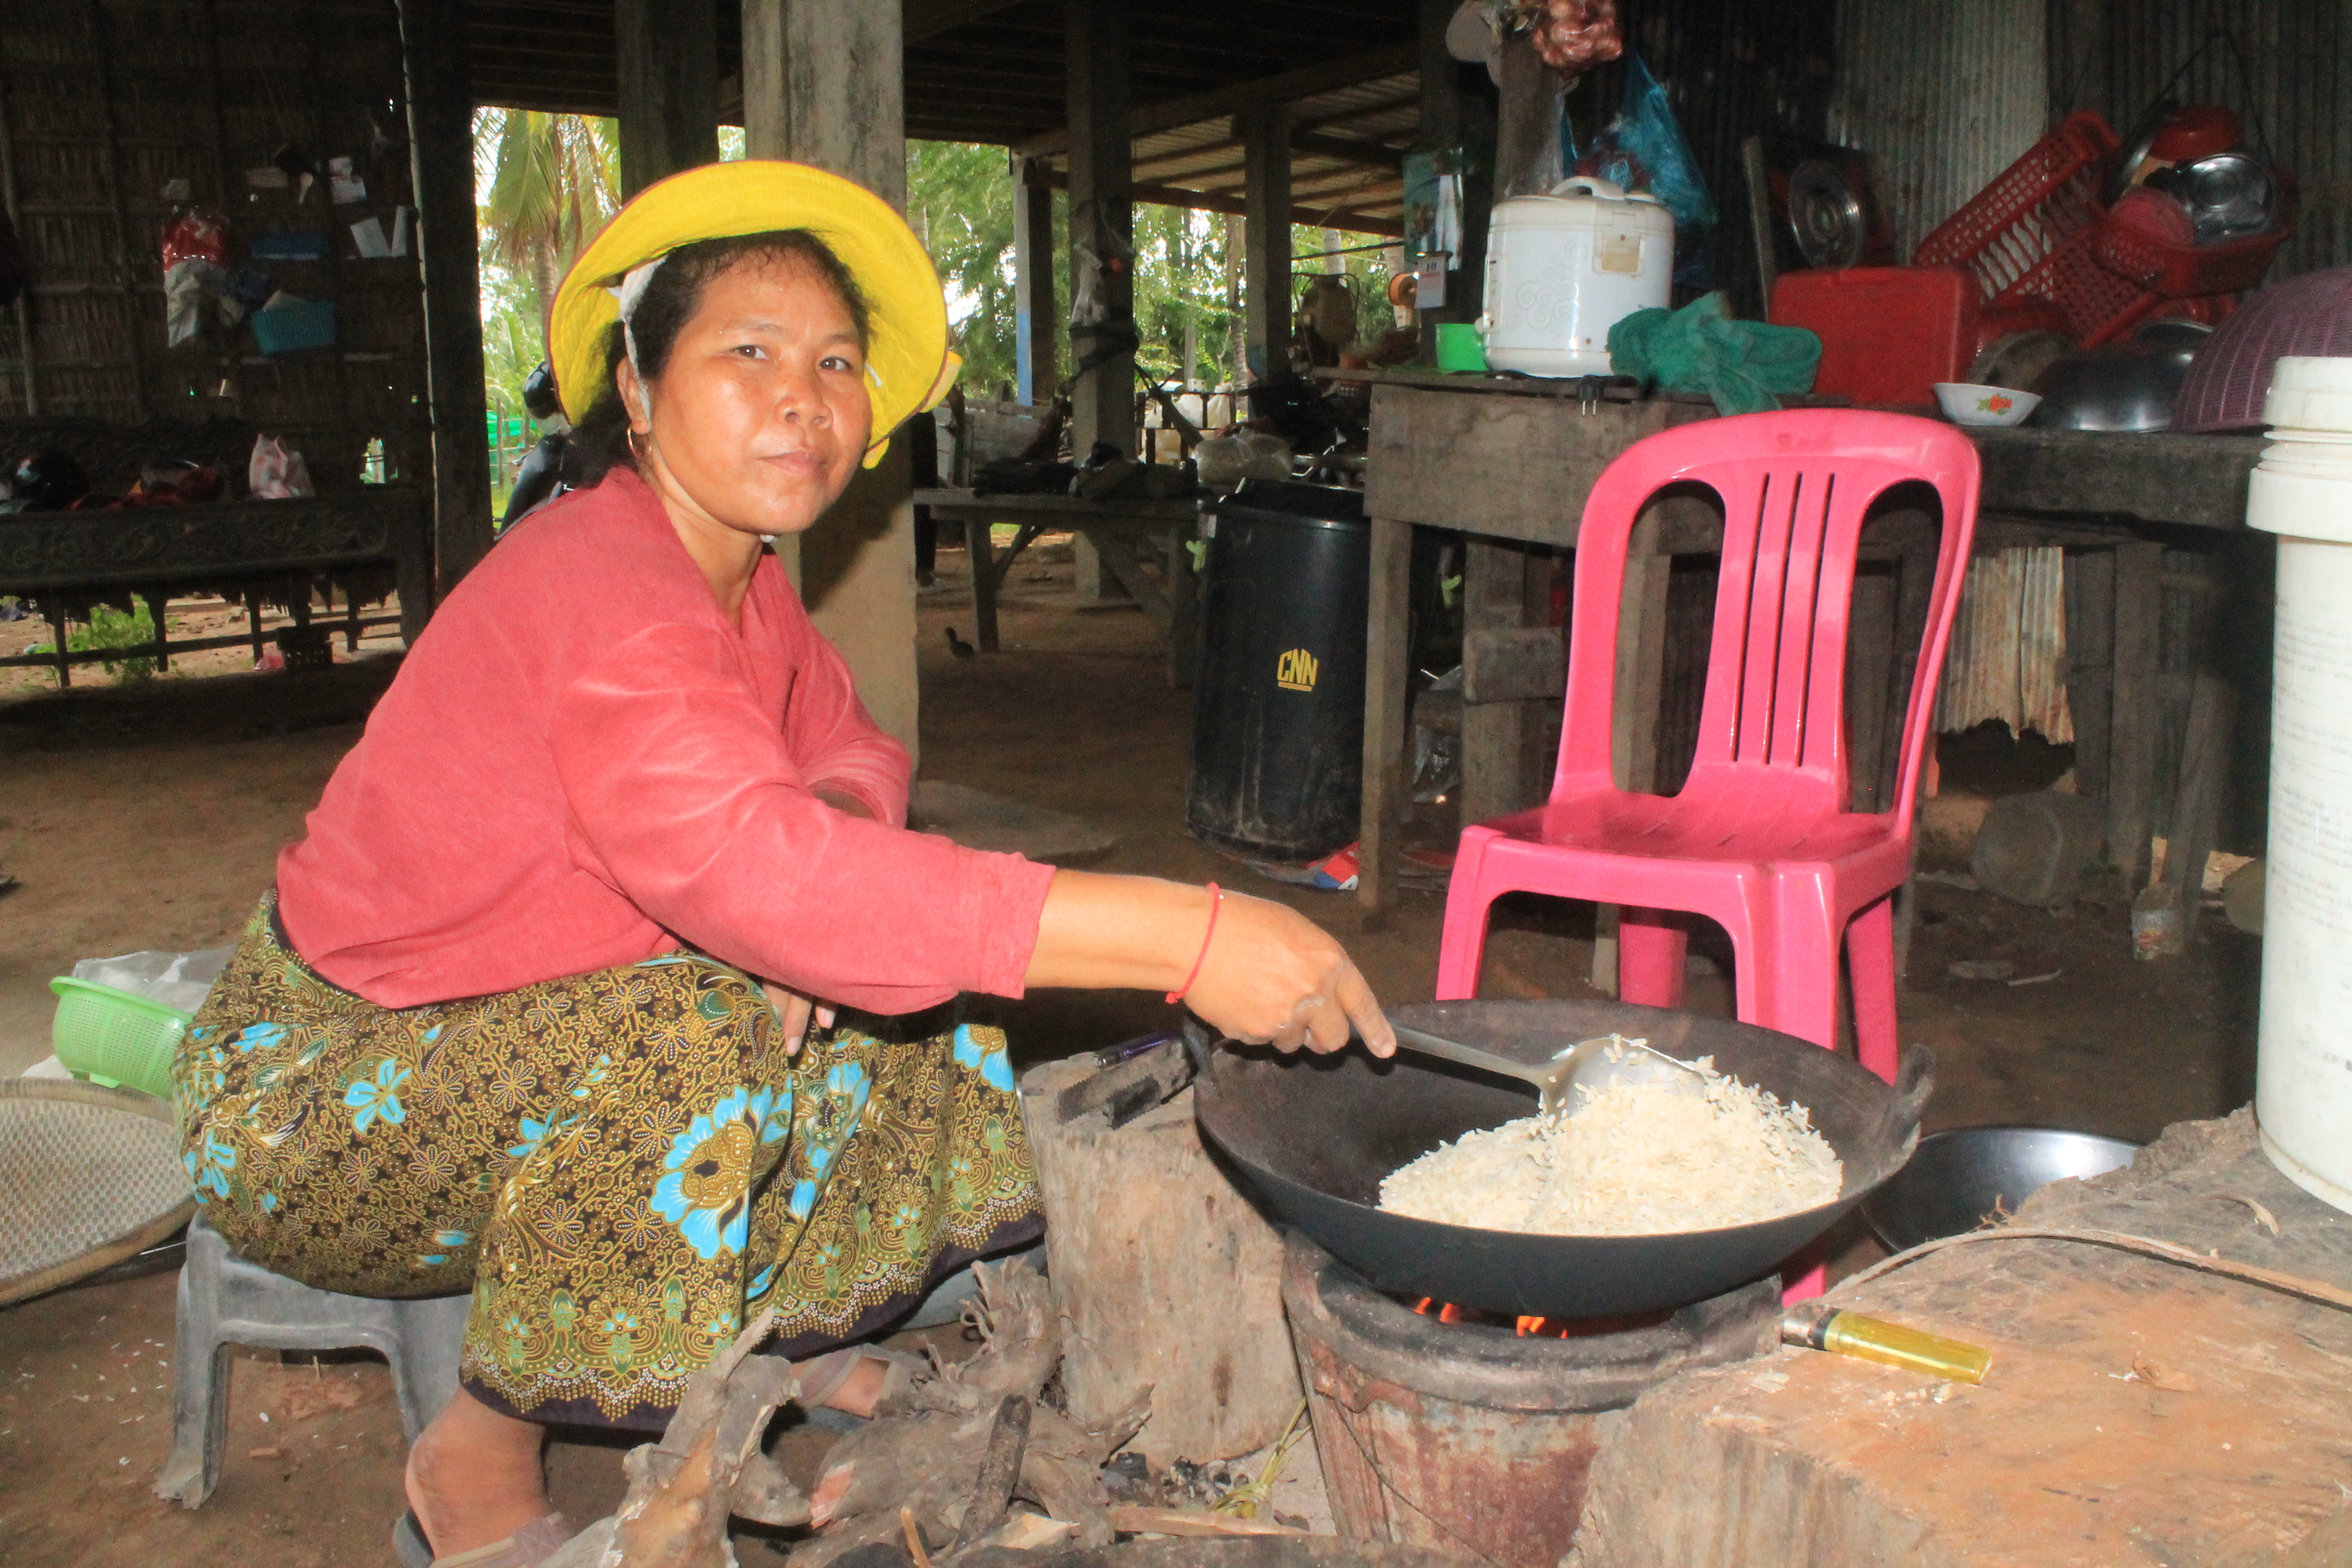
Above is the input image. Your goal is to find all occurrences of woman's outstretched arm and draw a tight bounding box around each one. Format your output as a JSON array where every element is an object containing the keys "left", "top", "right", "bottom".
[{"left": 1027, "top": 870, "right": 1395, "bottom": 1057}]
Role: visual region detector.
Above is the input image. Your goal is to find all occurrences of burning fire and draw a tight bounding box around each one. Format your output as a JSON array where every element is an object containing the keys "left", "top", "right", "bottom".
[
  {"left": 1413, "top": 1297, "right": 1571, "bottom": 1337},
  {"left": 1413, "top": 1298, "right": 1671, "bottom": 1339}
]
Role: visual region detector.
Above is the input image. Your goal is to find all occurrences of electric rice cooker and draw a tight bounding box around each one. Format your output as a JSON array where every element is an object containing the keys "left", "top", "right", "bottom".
[{"left": 1479, "top": 177, "right": 1675, "bottom": 377}]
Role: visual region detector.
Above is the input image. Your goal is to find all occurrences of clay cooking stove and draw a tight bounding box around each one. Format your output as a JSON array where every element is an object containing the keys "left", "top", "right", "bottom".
[{"left": 1282, "top": 1236, "right": 1780, "bottom": 1568}]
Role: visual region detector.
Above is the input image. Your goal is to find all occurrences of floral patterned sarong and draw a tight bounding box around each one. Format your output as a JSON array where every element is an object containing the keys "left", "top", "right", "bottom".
[{"left": 177, "top": 895, "right": 1043, "bottom": 1430}]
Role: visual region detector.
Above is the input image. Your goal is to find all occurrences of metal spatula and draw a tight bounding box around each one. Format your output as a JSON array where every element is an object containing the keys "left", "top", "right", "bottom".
[{"left": 1388, "top": 1024, "right": 1703, "bottom": 1116}]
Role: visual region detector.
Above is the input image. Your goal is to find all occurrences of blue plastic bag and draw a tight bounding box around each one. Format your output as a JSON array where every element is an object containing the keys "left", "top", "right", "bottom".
[{"left": 1570, "top": 53, "right": 1716, "bottom": 287}]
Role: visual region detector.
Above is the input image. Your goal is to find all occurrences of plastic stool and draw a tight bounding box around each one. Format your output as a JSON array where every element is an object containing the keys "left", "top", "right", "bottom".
[{"left": 155, "top": 1212, "right": 471, "bottom": 1507}]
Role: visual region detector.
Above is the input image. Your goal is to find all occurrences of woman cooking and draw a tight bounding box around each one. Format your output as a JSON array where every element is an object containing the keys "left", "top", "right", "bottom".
[{"left": 177, "top": 160, "right": 1394, "bottom": 1568}]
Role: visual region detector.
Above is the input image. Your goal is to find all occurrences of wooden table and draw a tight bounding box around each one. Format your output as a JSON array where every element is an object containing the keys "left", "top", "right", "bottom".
[
  {"left": 0, "top": 487, "right": 434, "bottom": 684},
  {"left": 1346, "top": 370, "right": 2267, "bottom": 916},
  {"left": 912, "top": 488, "right": 1202, "bottom": 685}
]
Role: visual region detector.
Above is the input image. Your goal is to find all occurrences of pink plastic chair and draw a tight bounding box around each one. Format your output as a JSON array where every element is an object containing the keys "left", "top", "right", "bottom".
[{"left": 1434, "top": 410, "right": 1981, "bottom": 1086}]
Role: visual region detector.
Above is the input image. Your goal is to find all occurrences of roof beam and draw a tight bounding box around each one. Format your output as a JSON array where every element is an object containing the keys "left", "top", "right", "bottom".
[
  {"left": 1131, "top": 124, "right": 1401, "bottom": 186},
  {"left": 905, "top": 0, "right": 1027, "bottom": 43},
  {"left": 1017, "top": 41, "right": 1417, "bottom": 157},
  {"left": 1030, "top": 165, "right": 1403, "bottom": 237},
  {"left": 1290, "top": 130, "right": 1405, "bottom": 172}
]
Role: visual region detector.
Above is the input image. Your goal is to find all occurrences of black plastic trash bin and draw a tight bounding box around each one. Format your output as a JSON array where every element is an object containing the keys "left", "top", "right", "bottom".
[{"left": 1185, "top": 480, "right": 1369, "bottom": 862}]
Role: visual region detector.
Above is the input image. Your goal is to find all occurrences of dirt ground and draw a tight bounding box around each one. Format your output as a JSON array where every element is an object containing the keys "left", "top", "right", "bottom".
[{"left": 0, "top": 533, "right": 2262, "bottom": 1565}]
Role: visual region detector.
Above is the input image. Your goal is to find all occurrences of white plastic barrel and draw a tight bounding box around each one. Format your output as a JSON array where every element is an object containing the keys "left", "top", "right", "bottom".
[{"left": 2248, "top": 355, "right": 2352, "bottom": 1212}]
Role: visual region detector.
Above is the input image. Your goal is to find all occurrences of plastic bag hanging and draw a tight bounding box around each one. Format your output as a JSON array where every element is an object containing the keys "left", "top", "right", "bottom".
[{"left": 1569, "top": 53, "right": 1717, "bottom": 287}]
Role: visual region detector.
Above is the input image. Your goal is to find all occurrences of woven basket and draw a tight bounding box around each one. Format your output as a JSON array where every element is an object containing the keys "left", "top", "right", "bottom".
[{"left": 0, "top": 1080, "right": 193, "bottom": 1306}]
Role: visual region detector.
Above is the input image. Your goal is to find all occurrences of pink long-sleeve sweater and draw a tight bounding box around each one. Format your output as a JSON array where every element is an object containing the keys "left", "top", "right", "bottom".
[{"left": 276, "top": 466, "right": 1055, "bottom": 1013}]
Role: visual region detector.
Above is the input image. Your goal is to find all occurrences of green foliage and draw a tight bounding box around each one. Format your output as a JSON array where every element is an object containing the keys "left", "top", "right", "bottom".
[
  {"left": 471, "top": 128, "right": 1397, "bottom": 442},
  {"left": 474, "top": 108, "right": 622, "bottom": 422},
  {"left": 28, "top": 603, "right": 157, "bottom": 684},
  {"left": 905, "top": 143, "right": 1394, "bottom": 401},
  {"left": 906, "top": 141, "right": 1033, "bottom": 399}
]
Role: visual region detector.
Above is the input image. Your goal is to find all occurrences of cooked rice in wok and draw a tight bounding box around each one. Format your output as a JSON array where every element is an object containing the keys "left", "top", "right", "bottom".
[{"left": 1377, "top": 1050, "right": 1843, "bottom": 1236}]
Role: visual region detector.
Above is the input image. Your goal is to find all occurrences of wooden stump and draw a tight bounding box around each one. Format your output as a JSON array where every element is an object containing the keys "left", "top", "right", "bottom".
[
  {"left": 1567, "top": 1110, "right": 2352, "bottom": 1568},
  {"left": 1019, "top": 1057, "right": 1303, "bottom": 1467}
]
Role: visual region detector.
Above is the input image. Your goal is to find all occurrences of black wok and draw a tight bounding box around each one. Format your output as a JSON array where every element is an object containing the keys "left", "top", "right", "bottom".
[{"left": 1194, "top": 999, "right": 1932, "bottom": 1319}]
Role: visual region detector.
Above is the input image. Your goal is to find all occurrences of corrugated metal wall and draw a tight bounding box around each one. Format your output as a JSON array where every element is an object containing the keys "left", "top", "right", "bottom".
[
  {"left": 1934, "top": 547, "right": 2076, "bottom": 742},
  {"left": 1570, "top": 0, "right": 1844, "bottom": 316},
  {"left": 1829, "top": 0, "right": 2051, "bottom": 260},
  {"left": 2050, "top": 0, "right": 2352, "bottom": 281},
  {"left": 1834, "top": 0, "right": 2350, "bottom": 279}
]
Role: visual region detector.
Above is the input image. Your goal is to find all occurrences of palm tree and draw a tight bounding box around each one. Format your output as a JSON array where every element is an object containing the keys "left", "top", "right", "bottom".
[{"left": 474, "top": 109, "right": 622, "bottom": 320}]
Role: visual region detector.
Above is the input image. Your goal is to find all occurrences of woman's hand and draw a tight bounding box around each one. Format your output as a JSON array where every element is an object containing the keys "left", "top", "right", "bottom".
[
  {"left": 1183, "top": 889, "right": 1395, "bottom": 1056},
  {"left": 762, "top": 981, "right": 835, "bottom": 1057},
  {"left": 1025, "top": 870, "right": 1394, "bottom": 1059}
]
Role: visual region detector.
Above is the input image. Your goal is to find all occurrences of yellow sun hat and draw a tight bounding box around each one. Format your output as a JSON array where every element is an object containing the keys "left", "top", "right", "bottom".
[{"left": 547, "top": 159, "right": 960, "bottom": 468}]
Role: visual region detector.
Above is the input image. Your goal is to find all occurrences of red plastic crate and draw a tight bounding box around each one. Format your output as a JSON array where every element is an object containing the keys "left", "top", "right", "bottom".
[
  {"left": 1913, "top": 110, "right": 2295, "bottom": 346},
  {"left": 1769, "top": 266, "right": 1975, "bottom": 406},
  {"left": 2089, "top": 172, "right": 2299, "bottom": 299},
  {"left": 1914, "top": 112, "right": 2119, "bottom": 306}
]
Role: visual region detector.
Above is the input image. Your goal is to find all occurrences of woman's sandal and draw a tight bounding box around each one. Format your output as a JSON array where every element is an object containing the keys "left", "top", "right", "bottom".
[
  {"left": 793, "top": 1344, "right": 927, "bottom": 1431},
  {"left": 393, "top": 1509, "right": 574, "bottom": 1568}
]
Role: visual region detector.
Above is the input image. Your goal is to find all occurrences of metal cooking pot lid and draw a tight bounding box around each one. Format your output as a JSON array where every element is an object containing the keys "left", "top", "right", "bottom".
[{"left": 1787, "top": 160, "right": 1868, "bottom": 270}]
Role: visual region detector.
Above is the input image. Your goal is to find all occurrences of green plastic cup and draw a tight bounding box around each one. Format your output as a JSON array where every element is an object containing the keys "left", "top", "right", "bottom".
[{"left": 1434, "top": 322, "right": 1488, "bottom": 374}]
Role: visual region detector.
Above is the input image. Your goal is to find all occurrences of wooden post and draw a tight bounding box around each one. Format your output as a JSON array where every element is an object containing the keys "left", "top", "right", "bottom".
[
  {"left": 966, "top": 515, "right": 999, "bottom": 652},
  {"left": 1065, "top": 0, "right": 1132, "bottom": 605},
  {"left": 615, "top": 0, "right": 718, "bottom": 197},
  {"left": 45, "top": 602, "right": 68, "bottom": 688},
  {"left": 2064, "top": 547, "right": 2115, "bottom": 806},
  {"left": 1018, "top": 1058, "right": 1303, "bottom": 1468},
  {"left": 398, "top": 0, "right": 493, "bottom": 598},
  {"left": 1593, "top": 518, "right": 1670, "bottom": 994},
  {"left": 2108, "top": 541, "right": 2164, "bottom": 886},
  {"left": 1414, "top": 0, "right": 1490, "bottom": 342},
  {"left": 1358, "top": 514, "right": 1415, "bottom": 917},
  {"left": 1885, "top": 510, "right": 1941, "bottom": 979},
  {"left": 1239, "top": 103, "right": 1292, "bottom": 381},
  {"left": 1065, "top": 0, "right": 1133, "bottom": 456},
  {"left": 1609, "top": 529, "right": 1671, "bottom": 794},
  {"left": 81, "top": 0, "right": 150, "bottom": 423},
  {"left": 0, "top": 63, "right": 36, "bottom": 413},
  {"left": 741, "top": 0, "right": 923, "bottom": 760},
  {"left": 2159, "top": 673, "right": 2233, "bottom": 932},
  {"left": 1012, "top": 157, "right": 1057, "bottom": 406},
  {"left": 1461, "top": 540, "right": 1537, "bottom": 826},
  {"left": 1163, "top": 520, "right": 1198, "bottom": 688},
  {"left": 1845, "top": 567, "right": 1898, "bottom": 812}
]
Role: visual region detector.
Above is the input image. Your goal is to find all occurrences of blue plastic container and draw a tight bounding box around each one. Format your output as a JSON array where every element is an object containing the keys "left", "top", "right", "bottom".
[{"left": 251, "top": 298, "right": 337, "bottom": 356}]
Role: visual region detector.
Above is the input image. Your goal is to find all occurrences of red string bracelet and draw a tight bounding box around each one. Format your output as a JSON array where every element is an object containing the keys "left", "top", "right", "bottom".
[{"left": 1166, "top": 884, "right": 1223, "bottom": 1004}]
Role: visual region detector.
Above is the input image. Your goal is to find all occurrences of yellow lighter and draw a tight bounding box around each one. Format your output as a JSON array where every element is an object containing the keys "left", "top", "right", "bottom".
[{"left": 1782, "top": 1307, "right": 1992, "bottom": 1384}]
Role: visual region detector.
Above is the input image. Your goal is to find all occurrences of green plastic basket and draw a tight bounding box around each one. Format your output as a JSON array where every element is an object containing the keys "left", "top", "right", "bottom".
[{"left": 49, "top": 978, "right": 191, "bottom": 1101}]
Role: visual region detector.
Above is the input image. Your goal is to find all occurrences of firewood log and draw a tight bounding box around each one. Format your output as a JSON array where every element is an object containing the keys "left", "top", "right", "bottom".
[
  {"left": 798, "top": 1257, "right": 1164, "bottom": 1568},
  {"left": 532, "top": 1309, "right": 811, "bottom": 1568},
  {"left": 901, "top": 1257, "right": 1060, "bottom": 1419}
]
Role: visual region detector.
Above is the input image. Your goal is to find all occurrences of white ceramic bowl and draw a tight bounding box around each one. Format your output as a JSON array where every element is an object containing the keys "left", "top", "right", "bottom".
[{"left": 1934, "top": 382, "right": 2041, "bottom": 427}]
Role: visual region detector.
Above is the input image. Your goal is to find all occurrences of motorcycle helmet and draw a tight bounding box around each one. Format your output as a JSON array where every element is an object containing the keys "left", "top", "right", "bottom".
[
  {"left": 522, "top": 360, "right": 563, "bottom": 422},
  {"left": 7, "top": 449, "right": 90, "bottom": 510}
]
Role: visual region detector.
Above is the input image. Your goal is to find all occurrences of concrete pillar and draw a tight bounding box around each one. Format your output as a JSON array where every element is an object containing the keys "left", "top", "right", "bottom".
[
  {"left": 397, "top": 0, "right": 491, "bottom": 599},
  {"left": 1013, "top": 156, "right": 1058, "bottom": 407},
  {"left": 1065, "top": 0, "right": 1132, "bottom": 601},
  {"left": 741, "top": 0, "right": 923, "bottom": 761},
  {"left": 616, "top": 0, "right": 718, "bottom": 197},
  {"left": 1239, "top": 104, "right": 1292, "bottom": 380}
]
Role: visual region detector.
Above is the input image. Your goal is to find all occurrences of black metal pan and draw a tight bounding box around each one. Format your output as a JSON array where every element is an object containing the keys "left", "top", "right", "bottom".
[{"left": 1193, "top": 998, "right": 1932, "bottom": 1319}]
